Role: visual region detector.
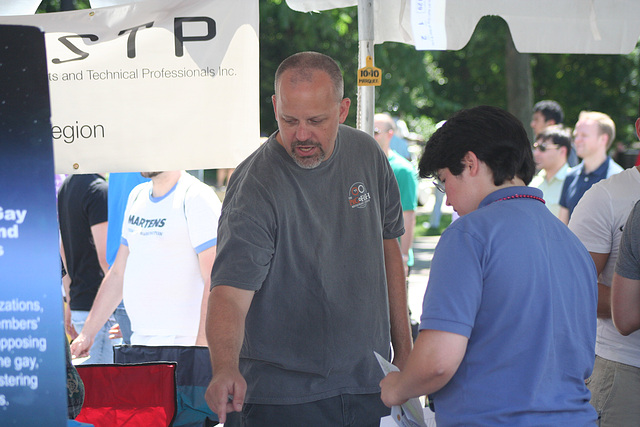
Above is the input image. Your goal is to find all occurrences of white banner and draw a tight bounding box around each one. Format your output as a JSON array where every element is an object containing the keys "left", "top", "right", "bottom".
[
  {"left": 411, "top": 0, "right": 446, "bottom": 50},
  {"left": 0, "top": 0, "right": 260, "bottom": 174}
]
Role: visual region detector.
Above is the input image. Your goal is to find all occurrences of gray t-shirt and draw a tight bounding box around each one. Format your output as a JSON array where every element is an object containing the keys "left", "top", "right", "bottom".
[
  {"left": 616, "top": 199, "right": 640, "bottom": 280},
  {"left": 211, "top": 124, "right": 404, "bottom": 404}
]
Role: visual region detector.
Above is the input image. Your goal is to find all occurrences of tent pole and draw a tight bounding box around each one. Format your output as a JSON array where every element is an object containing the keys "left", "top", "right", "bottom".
[{"left": 357, "top": 0, "right": 374, "bottom": 135}]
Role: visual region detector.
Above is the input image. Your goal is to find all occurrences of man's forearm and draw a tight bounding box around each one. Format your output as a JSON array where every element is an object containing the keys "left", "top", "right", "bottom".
[
  {"left": 612, "top": 274, "right": 640, "bottom": 335},
  {"left": 206, "top": 286, "right": 253, "bottom": 371},
  {"left": 79, "top": 270, "right": 123, "bottom": 339},
  {"left": 383, "top": 239, "right": 413, "bottom": 367},
  {"left": 197, "top": 246, "right": 217, "bottom": 345},
  {"left": 400, "top": 210, "right": 416, "bottom": 258},
  {"left": 381, "top": 330, "right": 467, "bottom": 405},
  {"left": 196, "top": 284, "right": 211, "bottom": 345},
  {"left": 597, "top": 283, "right": 612, "bottom": 319}
]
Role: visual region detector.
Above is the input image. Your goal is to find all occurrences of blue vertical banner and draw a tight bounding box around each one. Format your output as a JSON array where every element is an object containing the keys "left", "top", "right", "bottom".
[{"left": 0, "top": 25, "right": 68, "bottom": 425}]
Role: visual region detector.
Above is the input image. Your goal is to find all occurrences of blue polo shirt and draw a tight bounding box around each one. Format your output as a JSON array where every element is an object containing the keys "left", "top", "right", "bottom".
[
  {"left": 559, "top": 157, "right": 620, "bottom": 217},
  {"left": 421, "top": 186, "right": 597, "bottom": 426}
]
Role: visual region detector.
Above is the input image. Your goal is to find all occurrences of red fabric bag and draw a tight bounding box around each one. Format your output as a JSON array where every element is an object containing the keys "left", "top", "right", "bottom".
[{"left": 75, "top": 363, "right": 177, "bottom": 427}]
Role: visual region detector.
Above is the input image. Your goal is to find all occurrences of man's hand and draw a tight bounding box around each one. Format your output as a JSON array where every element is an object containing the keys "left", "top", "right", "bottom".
[
  {"left": 70, "top": 333, "right": 93, "bottom": 359},
  {"left": 380, "top": 371, "right": 408, "bottom": 408},
  {"left": 205, "top": 368, "right": 247, "bottom": 424},
  {"left": 108, "top": 324, "right": 122, "bottom": 340}
]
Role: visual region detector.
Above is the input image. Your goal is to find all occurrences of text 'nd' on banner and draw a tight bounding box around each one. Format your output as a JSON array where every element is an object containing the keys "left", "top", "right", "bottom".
[
  {"left": 0, "top": 25, "right": 68, "bottom": 426},
  {"left": 0, "top": 0, "right": 260, "bottom": 174}
]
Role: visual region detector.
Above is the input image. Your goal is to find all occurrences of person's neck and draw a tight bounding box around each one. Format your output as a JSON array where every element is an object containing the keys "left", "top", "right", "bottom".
[
  {"left": 479, "top": 177, "right": 526, "bottom": 202},
  {"left": 495, "top": 177, "right": 526, "bottom": 191},
  {"left": 151, "top": 171, "right": 181, "bottom": 198},
  {"left": 544, "top": 162, "right": 566, "bottom": 182},
  {"left": 583, "top": 152, "right": 608, "bottom": 174},
  {"left": 380, "top": 139, "right": 390, "bottom": 156}
]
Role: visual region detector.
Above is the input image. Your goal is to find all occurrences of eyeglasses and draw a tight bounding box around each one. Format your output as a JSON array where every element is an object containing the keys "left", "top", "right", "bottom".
[
  {"left": 433, "top": 178, "right": 445, "bottom": 193},
  {"left": 373, "top": 127, "right": 390, "bottom": 135},
  {"left": 532, "top": 142, "right": 559, "bottom": 152}
]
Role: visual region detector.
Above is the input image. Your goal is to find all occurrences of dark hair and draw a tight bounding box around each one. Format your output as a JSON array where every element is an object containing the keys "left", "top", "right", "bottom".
[
  {"left": 419, "top": 106, "right": 536, "bottom": 186},
  {"left": 535, "top": 125, "right": 573, "bottom": 160},
  {"left": 533, "top": 100, "right": 564, "bottom": 124},
  {"left": 274, "top": 51, "right": 344, "bottom": 101}
]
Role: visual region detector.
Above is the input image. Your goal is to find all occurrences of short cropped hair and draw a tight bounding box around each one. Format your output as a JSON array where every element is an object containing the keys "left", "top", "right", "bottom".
[
  {"left": 374, "top": 113, "right": 396, "bottom": 133},
  {"left": 419, "top": 106, "right": 536, "bottom": 186},
  {"left": 274, "top": 51, "right": 344, "bottom": 102},
  {"left": 578, "top": 110, "right": 616, "bottom": 148},
  {"left": 536, "top": 125, "right": 573, "bottom": 160},
  {"left": 533, "top": 100, "right": 564, "bottom": 124}
]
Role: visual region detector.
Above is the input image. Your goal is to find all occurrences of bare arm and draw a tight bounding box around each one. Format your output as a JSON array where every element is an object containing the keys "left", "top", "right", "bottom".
[
  {"left": 590, "top": 252, "right": 611, "bottom": 319},
  {"left": 62, "top": 273, "right": 77, "bottom": 340},
  {"left": 90, "top": 221, "right": 109, "bottom": 275},
  {"left": 400, "top": 210, "right": 416, "bottom": 274},
  {"left": 60, "top": 240, "right": 77, "bottom": 339},
  {"left": 612, "top": 273, "right": 640, "bottom": 335},
  {"left": 558, "top": 207, "right": 570, "bottom": 225},
  {"left": 195, "top": 245, "right": 217, "bottom": 346},
  {"left": 380, "top": 329, "right": 467, "bottom": 406},
  {"left": 70, "top": 244, "right": 128, "bottom": 358},
  {"left": 384, "top": 238, "right": 413, "bottom": 369},
  {"left": 205, "top": 285, "right": 254, "bottom": 424}
]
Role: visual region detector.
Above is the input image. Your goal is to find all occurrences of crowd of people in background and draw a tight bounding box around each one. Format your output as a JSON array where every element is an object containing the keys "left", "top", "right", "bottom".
[
  {"left": 527, "top": 99, "right": 639, "bottom": 426},
  {"left": 57, "top": 52, "right": 640, "bottom": 426}
]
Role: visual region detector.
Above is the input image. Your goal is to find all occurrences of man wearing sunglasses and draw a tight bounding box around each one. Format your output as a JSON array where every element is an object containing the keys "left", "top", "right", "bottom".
[{"left": 529, "top": 125, "right": 572, "bottom": 217}]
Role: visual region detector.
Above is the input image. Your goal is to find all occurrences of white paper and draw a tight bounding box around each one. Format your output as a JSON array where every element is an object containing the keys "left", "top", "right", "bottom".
[
  {"left": 375, "top": 352, "right": 429, "bottom": 427},
  {"left": 380, "top": 407, "right": 436, "bottom": 427}
]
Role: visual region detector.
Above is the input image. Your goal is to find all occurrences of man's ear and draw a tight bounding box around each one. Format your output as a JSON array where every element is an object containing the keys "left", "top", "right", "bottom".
[
  {"left": 272, "top": 94, "right": 278, "bottom": 118},
  {"left": 560, "top": 146, "right": 569, "bottom": 159},
  {"left": 462, "top": 151, "right": 480, "bottom": 176},
  {"left": 338, "top": 97, "right": 351, "bottom": 123}
]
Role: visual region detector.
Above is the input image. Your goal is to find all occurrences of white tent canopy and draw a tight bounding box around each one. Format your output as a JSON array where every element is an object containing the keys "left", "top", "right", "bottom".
[
  {"left": 3, "top": 0, "right": 640, "bottom": 165},
  {"left": 286, "top": 0, "right": 640, "bottom": 54},
  {"left": 7, "top": 0, "right": 640, "bottom": 53},
  {"left": 285, "top": 0, "right": 640, "bottom": 134}
]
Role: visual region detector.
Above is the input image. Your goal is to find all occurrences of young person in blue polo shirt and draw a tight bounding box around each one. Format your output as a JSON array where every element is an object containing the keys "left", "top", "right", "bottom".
[{"left": 380, "top": 106, "right": 598, "bottom": 426}]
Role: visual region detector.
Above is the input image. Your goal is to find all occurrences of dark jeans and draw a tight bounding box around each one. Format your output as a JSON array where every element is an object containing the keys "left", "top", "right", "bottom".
[{"left": 224, "top": 393, "right": 390, "bottom": 427}]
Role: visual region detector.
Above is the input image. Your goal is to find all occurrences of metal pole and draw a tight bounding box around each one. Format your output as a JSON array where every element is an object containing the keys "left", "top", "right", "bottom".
[{"left": 357, "top": 0, "right": 375, "bottom": 136}]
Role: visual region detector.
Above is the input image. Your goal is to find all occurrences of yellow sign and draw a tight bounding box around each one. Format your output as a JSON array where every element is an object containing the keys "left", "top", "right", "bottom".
[{"left": 357, "top": 56, "right": 381, "bottom": 86}]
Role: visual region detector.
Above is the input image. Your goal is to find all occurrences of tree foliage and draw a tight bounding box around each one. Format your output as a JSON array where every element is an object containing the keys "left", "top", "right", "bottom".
[
  {"left": 259, "top": 0, "right": 359, "bottom": 134},
  {"left": 375, "top": 14, "right": 640, "bottom": 145},
  {"left": 532, "top": 49, "right": 640, "bottom": 145},
  {"left": 37, "top": 0, "right": 90, "bottom": 13}
]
